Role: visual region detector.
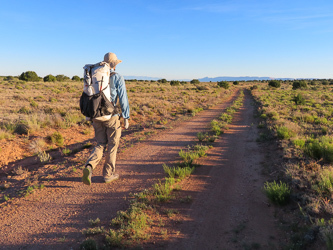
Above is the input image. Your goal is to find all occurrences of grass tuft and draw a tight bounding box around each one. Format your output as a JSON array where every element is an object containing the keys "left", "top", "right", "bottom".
[{"left": 263, "top": 181, "right": 291, "bottom": 205}]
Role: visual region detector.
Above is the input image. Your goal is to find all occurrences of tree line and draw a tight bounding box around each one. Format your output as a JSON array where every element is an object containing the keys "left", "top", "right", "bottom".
[{"left": 15, "top": 71, "right": 82, "bottom": 82}]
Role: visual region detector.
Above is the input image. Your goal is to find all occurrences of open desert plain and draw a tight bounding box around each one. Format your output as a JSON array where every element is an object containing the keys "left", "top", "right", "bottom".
[{"left": 0, "top": 77, "right": 332, "bottom": 249}]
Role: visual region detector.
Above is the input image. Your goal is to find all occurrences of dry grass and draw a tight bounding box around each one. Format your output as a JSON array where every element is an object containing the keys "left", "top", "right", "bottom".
[
  {"left": 0, "top": 77, "right": 231, "bottom": 134},
  {"left": 251, "top": 80, "right": 333, "bottom": 248}
]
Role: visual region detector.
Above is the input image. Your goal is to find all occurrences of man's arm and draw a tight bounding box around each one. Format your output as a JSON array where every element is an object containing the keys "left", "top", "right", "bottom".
[{"left": 114, "top": 74, "right": 130, "bottom": 120}]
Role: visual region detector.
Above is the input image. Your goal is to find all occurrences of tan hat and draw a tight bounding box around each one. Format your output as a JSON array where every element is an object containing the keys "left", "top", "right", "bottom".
[{"left": 103, "top": 52, "right": 122, "bottom": 68}]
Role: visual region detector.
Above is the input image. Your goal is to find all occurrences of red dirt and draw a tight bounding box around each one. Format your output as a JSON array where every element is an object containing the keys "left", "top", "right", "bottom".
[
  {"left": 166, "top": 90, "right": 282, "bottom": 249},
  {"left": 0, "top": 89, "right": 283, "bottom": 249}
]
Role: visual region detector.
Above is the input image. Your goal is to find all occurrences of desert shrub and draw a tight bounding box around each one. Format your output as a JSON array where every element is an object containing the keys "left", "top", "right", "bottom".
[
  {"left": 304, "top": 115, "right": 315, "bottom": 123},
  {"left": 71, "top": 75, "right": 81, "bottom": 81},
  {"left": 43, "top": 74, "right": 56, "bottom": 82},
  {"left": 217, "top": 81, "right": 229, "bottom": 89},
  {"left": 14, "top": 123, "right": 30, "bottom": 135},
  {"left": 163, "top": 164, "right": 194, "bottom": 180},
  {"left": 317, "top": 169, "right": 333, "bottom": 194},
  {"left": 305, "top": 137, "right": 333, "bottom": 163},
  {"left": 30, "top": 100, "right": 38, "bottom": 108},
  {"left": 179, "top": 150, "right": 200, "bottom": 166},
  {"left": 80, "top": 239, "right": 98, "bottom": 250},
  {"left": 37, "top": 151, "right": 52, "bottom": 163},
  {"left": 268, "top": 80, "right": 281, "bottom": 88},
  {"left": 220, "top": 113, "right": 232, "bottom": 123},
  {"left": 211, "top": 119, "right": 223, "bottom": 136},
  {"left": 49, "top": 131, "right": 64, "bottom": 146},
  {"left": 19, "top": 71, "right": 40, "bottom": 82},
  {"left": 0, "top": 129, "right": 14, "bottom": 140},
  {"left": 158, "top": 79, "right": 167, "bottom": 83},
  {"left": 196, "top": 85, "right": 209, "bottom": 91},
  {"left": 250, "top": 85, "right": 258, "bottom": 90},
  {"left": 292, "top": 80, "right": 307, "bottom": 90},
  {"left": 170, "top": 80, "right": 180, "bottom": 86},
  {"left": 197, "top": 132, "right": 207, "bottom": 142},
  {"left": 322, "top": 80, "right": 329, "bottom": 85},
  {"left": 292, "top": 93, "right": 306, "bottom": 105},
  {"left": 153, "top": 178, "right": 175, "bottom": 202},
  {"left": 233, "top": 81, "right": 239, "bottom": 85},
  {"left": 190, "top": 79, "right": 200, "bottom": 84},
  {"left": 293, "top": 139, "right": 305, "bottom": 148},
  {"left": 18, "top": 106, "right": 30, "bottom": 114},
  {"left": 263, "top": 181, "right": 291, "bottom": 205},
  {"left": 4, "top": 76, "right": 15, "bottom": 81},
  {"left": 193, "top": 144, "right": 209, "bottom": 157},
  {"left": 276, "top": 126, "right": 295, "bottom": 140},
  {"left": 266, "top": 111, "right": 279, "bottom": 120},
  {"left": 56, "top": 74, "right": 70, "bottom": 82}
]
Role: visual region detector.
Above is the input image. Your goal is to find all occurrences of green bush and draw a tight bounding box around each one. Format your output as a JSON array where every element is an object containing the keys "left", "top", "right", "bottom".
[
  {"left": 292, "top": 93, "right": 306, "bottom": 105},
  {"left": 292, "top": 80, "right": 307, "bottom": 90},
  {"left": 153, "top": 178, "right": 175, "bottom": 202},
  {"left": 211, "top": 119, "right": 223, "bottom": 136},
  {"left": 80, "top": 239, "right": 98, "bottom": 250},
  {"left": 233, "top": 81, "right": 239, "bottom": 85},
  {"left": 217, "top": 81, "right": 229, "bottom": 89},
  {"left": 179, "top": 150, "right": 199, "bottom": 166},
  {"left": 304, "top": 115, "right": 315, "bottom": 123},
  {"left": 220, "top": 113, "right": 232, "bottom": 123},
  {"left": 170, "top": 80, "right": 180, "bottom": 86},
  {"left": 263, "top": 181, "right": 291, "bottom": 205},
  {"left": 293, "top": 139, "right": 305, "bottom": 148},
  {"left": 72, "top": 75, "right": 81, "bottom": 81},
  {"left": 43, "top": 74, "right": 56, "bottom": 82},
  {"left": 190, "top": 79, "right": 200, "bottom": 84},
  {"left": 4, "top": 76, "right": 15, "bottom": 81},
  {"left": 158, "top": 78, "right": 167, "bottom": 83},
  {"left": 318, "top": 169, "right": 333, "bottom": 194},
  {"left": 268, "top": 80, "right": 281, "bottom": 88},
  {"left": 276, "top": 126, "right": 295, "bottom": 140},
  {"left": 14, "top": 123, "right": 30, "bottom": 135},
  {"left": 305, "top": 137, "right": 333, "bottom": 163},
  {"left": 19, "top": 71, "right": 40, "bottom": 82},
  {"left": 56, "top": 74, "right": 70, "bottom": 82},
  {"left": 197, "top": 132, "right": 207, "bottom": 142},
  {"left": 49, "top": 131, "right": 64, "bottom": 146},
  {"left": 163, "top": 164, "right": 194, "bottom": 180}
]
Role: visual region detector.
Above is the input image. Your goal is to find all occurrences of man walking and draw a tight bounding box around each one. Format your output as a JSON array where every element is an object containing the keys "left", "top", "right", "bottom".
[{"left": 82, "top": 52, "right": 130, "bottom": 185}]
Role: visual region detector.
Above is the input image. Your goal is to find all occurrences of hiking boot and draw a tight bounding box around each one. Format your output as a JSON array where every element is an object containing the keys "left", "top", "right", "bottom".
[
  {"left": 82, "top": 165, "right": 92, "bottom": 185},
  {"left": 104, "top": 174, "right": 119, "bottom": 183}
]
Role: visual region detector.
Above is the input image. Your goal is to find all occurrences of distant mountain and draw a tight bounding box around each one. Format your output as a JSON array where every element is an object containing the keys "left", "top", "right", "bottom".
[
  {"left": 198, "top": 76, "right": 295, "bottom": 82},
  {"left": 124, "top": 76, "right": 162, "bottom": 81},
  {"left": 124, "top": 75, "right": 318, "bottom": 82}
]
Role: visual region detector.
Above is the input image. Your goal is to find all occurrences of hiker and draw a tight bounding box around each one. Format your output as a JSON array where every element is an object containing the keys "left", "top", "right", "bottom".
[{"left": 82, "top": 52, "right": 130, "bottom": 185}]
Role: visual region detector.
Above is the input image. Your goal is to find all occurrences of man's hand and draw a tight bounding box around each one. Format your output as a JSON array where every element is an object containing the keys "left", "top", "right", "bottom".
[{"left": 124, "top": 119, "right": 129, "bottom": 129}]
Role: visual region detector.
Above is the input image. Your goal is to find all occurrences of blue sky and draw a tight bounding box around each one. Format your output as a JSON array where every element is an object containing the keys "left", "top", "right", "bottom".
[{"left": 1, "top": 0, "right": 332, "bottom": 79}]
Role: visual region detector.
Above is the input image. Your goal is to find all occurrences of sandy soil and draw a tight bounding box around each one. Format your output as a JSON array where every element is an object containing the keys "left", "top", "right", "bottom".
[{"left": 0, "top": 89, "right": 283, "bottom": 249}]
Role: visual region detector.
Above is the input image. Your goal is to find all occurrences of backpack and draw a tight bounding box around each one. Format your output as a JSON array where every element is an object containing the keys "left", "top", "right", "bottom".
[{"left": 79, "top": 62, "right": 115, "bottom": 120}]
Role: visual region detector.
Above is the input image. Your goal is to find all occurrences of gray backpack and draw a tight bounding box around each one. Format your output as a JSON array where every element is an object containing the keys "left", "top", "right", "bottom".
[{"left": 79, "top": 62, "right": 115, "bottom": 120}]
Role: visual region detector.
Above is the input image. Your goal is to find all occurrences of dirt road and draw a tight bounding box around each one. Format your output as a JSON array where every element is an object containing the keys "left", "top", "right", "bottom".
[{"left": 167, "top": 90, "right": 281, "bottom": 249}]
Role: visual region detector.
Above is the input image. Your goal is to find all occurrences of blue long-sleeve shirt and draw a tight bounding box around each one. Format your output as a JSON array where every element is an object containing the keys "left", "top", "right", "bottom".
[{"left": 110, "top": 69, "right": 130, "bottom": 119}]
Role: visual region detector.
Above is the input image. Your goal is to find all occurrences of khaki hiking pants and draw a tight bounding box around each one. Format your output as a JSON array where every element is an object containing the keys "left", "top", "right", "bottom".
[{"left": 86, "top": 115, "right": 121, "bottom": 178}]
